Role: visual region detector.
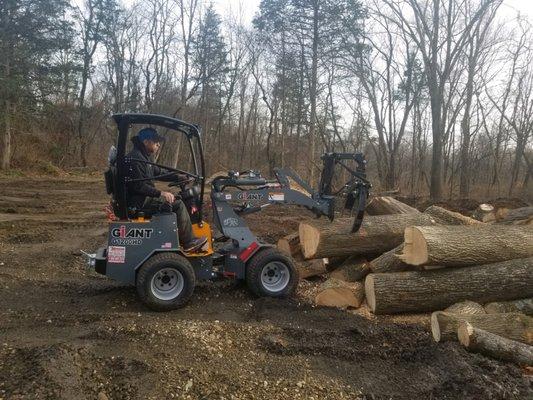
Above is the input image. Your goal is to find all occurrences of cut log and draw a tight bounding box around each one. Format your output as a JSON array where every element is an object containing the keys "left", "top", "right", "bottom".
[
  {"left": 299, "top": 213, "right": 437, "bottom": 260},
  {"left": 458, "top": 323, "right": 533, "bottom": 366},
  {"left": 329, "top": 257, "right": 370, "bottom": 282},
  {"left": 497, "top": 207, "right": 533, "bottom": 224},
  {"left": 431, "top": 311, "right": 533, "bottom": 343},
  {"left": 364, "top": 257, "right": 533, "bottom": 314},
  {"left": 365, "top": 196, "right": 419, "bottom": 215},
  {"left": 400, "top": 225, "right": 533, "bottom": 266},
  {"left": 484, "top": 299, "right": 533, "bottom": 316},
  {"left": 368, "top": 244, "right": 411, "bottom": 273},
  {"left": 315, "top": 279, "right": 364, "bottom": 309},
  {"left": 277, "top": 232, "right": 301, "bottom": 256},
  {"left": 296, "top": 258, "right": 328, "bottom": 279},
  {"left": 472, "top": 203, "right": 496, "bottom": 222},
  {"left": 423, "top": 205, "right": 482, "bottom": 226},
  {"left": 444, "top": 300, "right": 486, "bottom": 315}
]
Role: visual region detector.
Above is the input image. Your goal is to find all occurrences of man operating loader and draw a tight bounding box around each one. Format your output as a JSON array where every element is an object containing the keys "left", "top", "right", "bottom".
[{"left": 125, "top": 127, "right": 207, "bottom": 252}]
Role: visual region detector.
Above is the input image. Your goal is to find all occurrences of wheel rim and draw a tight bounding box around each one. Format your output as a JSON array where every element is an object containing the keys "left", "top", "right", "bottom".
[
  {"left": 260, "top": 261, "right": 290, "bottom": 292},
  {"left": 150, "top": 268, "right": 184, "bottom": 301}
]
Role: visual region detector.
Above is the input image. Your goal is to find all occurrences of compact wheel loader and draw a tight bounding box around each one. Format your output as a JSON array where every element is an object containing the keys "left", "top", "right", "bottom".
[{"left": 84, "top": 113, "right": 371, "bottom": 311}]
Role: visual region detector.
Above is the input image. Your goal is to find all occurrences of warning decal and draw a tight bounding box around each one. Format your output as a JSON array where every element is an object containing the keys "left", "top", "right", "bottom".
[{"left": 108, "top": 246, "right": 126, "bottom": 263}]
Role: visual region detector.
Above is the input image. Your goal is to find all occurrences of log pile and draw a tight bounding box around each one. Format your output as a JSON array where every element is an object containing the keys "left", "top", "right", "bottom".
[{"left": 280, "top": 196, "right": 533, "bottom": 364}]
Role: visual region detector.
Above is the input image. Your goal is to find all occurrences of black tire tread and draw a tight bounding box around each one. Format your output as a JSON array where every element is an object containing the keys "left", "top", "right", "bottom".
[
  {"left": 246, "top": 248, "right": 299, "bottom": 298},
  {"left": 136, "top": 252, "right": 195, "bottom": 311}
]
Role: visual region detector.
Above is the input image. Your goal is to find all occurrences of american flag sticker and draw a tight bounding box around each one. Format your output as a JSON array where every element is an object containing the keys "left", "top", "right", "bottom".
[{"left": 161, "top": 242, "right": 172, "bottom": 249}]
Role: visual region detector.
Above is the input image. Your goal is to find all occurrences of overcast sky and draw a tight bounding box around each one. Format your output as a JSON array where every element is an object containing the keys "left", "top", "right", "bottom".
[{"left": 212, "top": 0, "right": 533, "bottom": 25}]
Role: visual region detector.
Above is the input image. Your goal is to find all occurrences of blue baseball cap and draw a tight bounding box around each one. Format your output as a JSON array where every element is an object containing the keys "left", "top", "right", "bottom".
[{"left": 138, "top": 127, "right": 165, "bottom": 142}]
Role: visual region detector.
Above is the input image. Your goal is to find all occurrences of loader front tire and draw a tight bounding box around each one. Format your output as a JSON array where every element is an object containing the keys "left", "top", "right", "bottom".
[
  {"left": 136, "top": 253, "right": 195, "bottom": 311},
  {"left": 246, "top": 248, "right": 298, "bottom": 298}
]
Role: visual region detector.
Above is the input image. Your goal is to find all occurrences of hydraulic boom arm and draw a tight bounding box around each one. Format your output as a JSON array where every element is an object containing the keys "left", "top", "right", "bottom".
[{"left": 210, "top": 153, "right": 371, "bottom": 248}]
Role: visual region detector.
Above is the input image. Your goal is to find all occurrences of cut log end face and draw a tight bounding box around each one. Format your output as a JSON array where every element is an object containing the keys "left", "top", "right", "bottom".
[
  {"left": 315, "top": 279, "right": 364, "bottom": 309},
  {"left": 401, "top": 227, "right": 428, "bottom": 266},
  {"left": 315, "top": 288, "right": 359, "bottom": 308},
  {"left": 458, "top": 322, "right": 475, "bottom": 347},
  {"left": 479, "top": 204, "right": 495, "bottom": 212},
  {"left": 431, "top": 312, "right": 443, "bottom": 342},
  {"left": 364, "top": 274, "right": 376, "bottom": 312},
  {"left": 300, "top": 224, "right": 320, "bottom": 259}
]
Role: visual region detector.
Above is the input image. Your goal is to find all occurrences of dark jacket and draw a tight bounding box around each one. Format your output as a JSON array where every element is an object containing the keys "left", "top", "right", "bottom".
[{"left": 126, "top": 136, "right": 174, "bottom": 209}]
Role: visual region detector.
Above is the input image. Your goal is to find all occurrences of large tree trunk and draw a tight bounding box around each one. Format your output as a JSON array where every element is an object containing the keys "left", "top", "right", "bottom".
[
  {"left": 458, "top": 323, "right": 533, "bottom": 365},
  {"left": 364, "top": 257, "right": 533, "bottom": 314},
  {"left": 484, "top": 299, "right": 533, "bottom": 316},
  {"left": 368, "top": 245, "right": 410, "bottom": 273},
  {"left": 431, "top": 311, "right": 533, "bottom": 343},
  {"left": 315, "top": 279, "right": 364, "bottom": 309},
  {"left": 423, "top": 206, "right": 482, "bottom": 226},
  {"left": 299, "top": 213, "right": 437, "bottom": 259},
  {"left": 0, "top": 100, "right": 12, "bottom": 170},
  {"left": 365, "top": 196, "right": 419, "bottom": 215},
  {"left": 400, "top": 225, "right": 533, "bottom": 266}
]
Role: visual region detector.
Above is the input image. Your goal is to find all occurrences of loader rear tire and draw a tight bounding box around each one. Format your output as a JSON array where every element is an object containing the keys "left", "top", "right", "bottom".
[
  {"left": 136, "top": 252, "right": 195, "bottom": 311},
  {"left": 246, "top": 248, "right": 298, "bottom": 298}
]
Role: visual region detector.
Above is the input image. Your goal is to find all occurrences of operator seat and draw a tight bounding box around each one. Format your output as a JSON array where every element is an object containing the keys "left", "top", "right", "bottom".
[{"left": 104, "top": 146, "right": 121, "bottom": 217}]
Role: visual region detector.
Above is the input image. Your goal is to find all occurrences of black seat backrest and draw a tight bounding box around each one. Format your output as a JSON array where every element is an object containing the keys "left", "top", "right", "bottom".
[
  {"left": 104, "top": 166, "right": 122, "bottom": 217},
  {"left": 104, "top": 166, "right": 117, "bottom": 195}
]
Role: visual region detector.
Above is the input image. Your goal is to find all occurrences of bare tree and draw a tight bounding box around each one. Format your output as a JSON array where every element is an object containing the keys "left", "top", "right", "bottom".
[{"left": 381, "top": 0, "right": 503, "bottom": 199}]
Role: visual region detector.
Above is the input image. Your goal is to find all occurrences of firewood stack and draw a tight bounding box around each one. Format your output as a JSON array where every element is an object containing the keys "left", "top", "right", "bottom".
[{"left": 278, "top": 196, "right": 533, "bottom": 365}]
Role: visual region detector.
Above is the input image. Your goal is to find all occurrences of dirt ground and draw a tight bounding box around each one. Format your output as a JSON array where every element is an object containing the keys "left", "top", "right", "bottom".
[{"left": 0, "top": 176, "right": 531, "bottom": 400}]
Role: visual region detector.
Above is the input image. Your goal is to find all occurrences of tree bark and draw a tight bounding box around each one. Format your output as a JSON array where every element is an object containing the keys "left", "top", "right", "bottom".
[
  {"left": 423, "top": 206, "right": 482, "bottom": 226},
  {"left": 365, "top": 197, "right": 419, "bottom": 215},
  {"left": 368, "top": 244, "right": 410, "bottom": 274},
  {"left": 400, "top": 225, "right": 533, "bottom": 266},
  {"left": 484, "top": 299, "right": 533, "bottom": 316},
  {"left": 497, "top": 207, "right": 533, "bottom": 225},
  {"left": 364, "top": 257, "right": 533, "bottom": 314},
  {"left": 458, "top": 323, "right": 533, "bottom": 366},
  {"left": 1, "top": 99, "right": 12, "bottom": 170},
  {"left": 329, "top": 257, "right": 370, "bottom": 282},
  {"left": 299, "top": 213, "right": 437, "bottom": 259},
  {"left": 315, "top": 279, "right": 364, "bottom": 309},
  {"left": 431, "top": 311, "right": 532, "bottom": 343}
]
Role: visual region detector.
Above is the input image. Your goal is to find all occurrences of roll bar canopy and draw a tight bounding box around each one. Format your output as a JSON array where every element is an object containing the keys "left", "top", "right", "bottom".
[
  {"left": 112, "top": 113, "right": 201, "bottom": 139},
  {"left": 111, "top": 113, "right": 206, "bottom": 221}
]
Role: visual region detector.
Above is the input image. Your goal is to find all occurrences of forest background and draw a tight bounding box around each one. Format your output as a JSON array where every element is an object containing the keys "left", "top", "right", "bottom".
[{"left": 1, "top": 0, "right": 532, "bottom": 201}]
